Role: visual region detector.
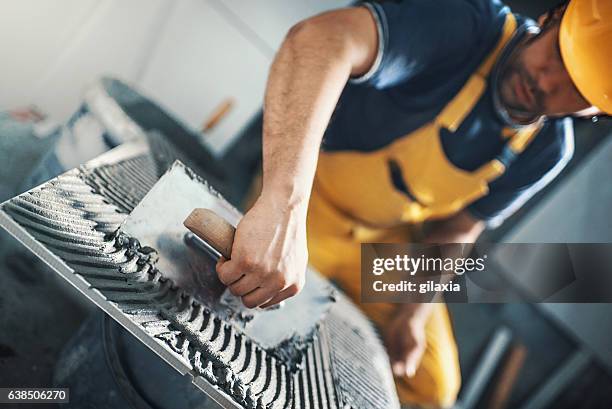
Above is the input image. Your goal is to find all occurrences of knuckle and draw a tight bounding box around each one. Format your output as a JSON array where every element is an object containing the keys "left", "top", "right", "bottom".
[
  {"left": 228, "top": 284, "right": 241, "bottom": 296},
  {"left": 276, "top": 275, "right": 287, "bottom": 289},
  {"left": 217, "top": 270, "right": 232, "bottom": 285},
  {"left": 220, "top": 269, "right": 238, "bottom": 284},
  {"left": 239, "top": 257, "right": 253, "bottom": 269},
  {"left": 242, "top": 298, "right": 259, "bottom": 309},
  {"left": 242, "top": 257, "right": 262, "bottom": 271}
]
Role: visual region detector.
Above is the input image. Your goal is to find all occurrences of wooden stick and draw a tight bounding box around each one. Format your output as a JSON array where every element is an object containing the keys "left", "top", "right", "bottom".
[
  {"left": 202, "top": 98, "right": 235, "bottom": 132},
  {"left": 489, "top": 343, "right": 527, "bottom": 409}
]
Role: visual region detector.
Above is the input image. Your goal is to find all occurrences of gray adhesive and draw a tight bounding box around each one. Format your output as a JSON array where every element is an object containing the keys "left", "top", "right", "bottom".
[{"left": 0, "top": 148, "right": 399, "bottom": 409}]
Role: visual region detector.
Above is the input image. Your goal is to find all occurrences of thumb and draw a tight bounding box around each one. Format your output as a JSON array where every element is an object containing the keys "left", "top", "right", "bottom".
[
  {"left": 216, "top": 256, "right": 228, "bottom": 274},
  {"left": 216, "top": 256, "right": 227, "bottom": 268}
]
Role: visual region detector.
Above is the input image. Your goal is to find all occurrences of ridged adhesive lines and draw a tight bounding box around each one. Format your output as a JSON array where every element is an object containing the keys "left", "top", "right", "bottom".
[
  {"left": 2, "top": 155, "right": 399, "bottom": 409},
  {"left": 3, "top": 168, "right": 293, "bottom": 409}
]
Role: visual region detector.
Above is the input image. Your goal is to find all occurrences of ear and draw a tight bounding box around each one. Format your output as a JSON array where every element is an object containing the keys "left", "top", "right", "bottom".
[{"left": 537, "top": 5, "right": 567, "bottom": 28}]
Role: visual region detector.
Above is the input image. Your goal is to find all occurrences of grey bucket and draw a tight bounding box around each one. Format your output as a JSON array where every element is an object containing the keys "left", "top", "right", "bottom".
[{"left": 53, "top": 313, "right": 216, "bottom": 409}]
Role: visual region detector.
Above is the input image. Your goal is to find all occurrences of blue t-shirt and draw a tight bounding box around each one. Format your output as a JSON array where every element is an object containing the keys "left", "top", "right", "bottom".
[{"left": 322, "top": 0, "right": 573, "bottom": 228}]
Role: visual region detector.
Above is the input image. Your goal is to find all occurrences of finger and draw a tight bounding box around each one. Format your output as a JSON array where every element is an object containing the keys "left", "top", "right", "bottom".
[
  {"left": 392, "top": 361, "right": 407, "bottom": 377},
  {"left": 228, "top": 274, "right": 260, "bottom": 296},
  {"left": 403, "top": 347, "right": 424, "bottom": 378},
  {"left": 259, "top": 286, "right": 299, "bottom": 309},
  {"left": 241, "top": 287, "right": 277, "bottom": 309},
  {"left": 216, "top": 259, "right": 244, "bottom": 285},
  {"left": 215, "top": 257, "right": 226, "bottom": 276},
  {"left": 386, "top": 331, "right": 421, "bottom": 378}
]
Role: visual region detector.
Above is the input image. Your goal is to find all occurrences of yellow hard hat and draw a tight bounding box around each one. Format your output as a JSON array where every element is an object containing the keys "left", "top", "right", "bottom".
[{"left": 559, "top": 0, "right": 612, "bottom": 114}]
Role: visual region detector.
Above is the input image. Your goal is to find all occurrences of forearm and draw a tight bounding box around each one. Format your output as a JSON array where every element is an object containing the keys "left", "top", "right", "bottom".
[
  {"left": 261, "top": 31, "right": 351, "bottom": 208},
  {"left": 260, "top": 10, "right": 377, "bottom": 208}
]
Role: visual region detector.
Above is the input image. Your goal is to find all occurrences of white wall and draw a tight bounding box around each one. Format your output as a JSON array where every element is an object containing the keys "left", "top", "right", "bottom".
[
  {"left": 0, "top": 0, "right": 172, "bottom": 119},
  {"left": 0, "top": 0, "right": 347, "bottom": 152}
]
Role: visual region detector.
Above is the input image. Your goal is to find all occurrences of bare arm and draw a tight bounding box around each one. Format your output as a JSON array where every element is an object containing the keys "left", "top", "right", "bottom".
[
  {"left": 216, "top": 8, "right": 380, "bottom": 308},
  {"left": 261, "top": 8, "right": 378, "bottom": 203}
]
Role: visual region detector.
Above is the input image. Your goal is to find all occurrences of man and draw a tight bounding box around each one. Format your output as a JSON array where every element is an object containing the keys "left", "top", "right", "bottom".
[{"left": 213, "top": 0, "right": 611, "bottom": 407}]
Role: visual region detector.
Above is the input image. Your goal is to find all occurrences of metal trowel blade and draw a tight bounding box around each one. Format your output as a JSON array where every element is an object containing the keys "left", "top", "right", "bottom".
[
  {"left": 120, "top": 161, "right": 334, "bottom": 352},
  {"left": 120, "top": 161, "right": 246, "bottom": 319}
]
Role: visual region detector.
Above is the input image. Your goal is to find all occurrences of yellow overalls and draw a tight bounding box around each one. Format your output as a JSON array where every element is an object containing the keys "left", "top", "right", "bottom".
[{"left": 307, "top": 14, "right": 541, "bottom": 408}]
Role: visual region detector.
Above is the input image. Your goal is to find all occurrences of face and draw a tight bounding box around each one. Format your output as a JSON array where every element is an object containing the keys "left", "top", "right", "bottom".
[{"left": 498, "top": 13, "right": 601, "bottom": 123}]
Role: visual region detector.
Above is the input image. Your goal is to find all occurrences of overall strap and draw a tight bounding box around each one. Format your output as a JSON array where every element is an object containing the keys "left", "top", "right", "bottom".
[
  {"left": 477, "top": 14, "right": 518, "bottom": 76},
  {"left": 473, "top": 121, "right": 543, "bottom": 182},
  {"left": 437, "top": 13, "right": 518, "bottom": 131}
]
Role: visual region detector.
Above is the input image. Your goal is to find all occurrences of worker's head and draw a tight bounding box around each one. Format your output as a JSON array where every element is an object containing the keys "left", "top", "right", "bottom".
[{"left": 497, "top": 0, "right": 611, "bottom": 125}]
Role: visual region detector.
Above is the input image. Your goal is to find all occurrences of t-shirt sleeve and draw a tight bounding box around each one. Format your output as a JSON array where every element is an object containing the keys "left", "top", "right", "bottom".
[
  {"left": 467, "top": 118, "right": 575, "bottom": 228},
  {"left": 351, "top": 0, "right": 488, "bottom": 88}
]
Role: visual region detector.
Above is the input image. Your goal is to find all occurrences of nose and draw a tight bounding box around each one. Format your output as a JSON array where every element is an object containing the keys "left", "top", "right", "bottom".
[
  {"left": 535, "top": 63, "right": 569, "bottom": 97},
  {"left": 534, "top": 58, "right": 589, "bottom": 114}
]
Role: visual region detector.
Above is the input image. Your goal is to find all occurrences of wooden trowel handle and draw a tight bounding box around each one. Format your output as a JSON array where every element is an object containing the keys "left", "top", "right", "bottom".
[{"left": 184, "top": 209, "right": 235, "bottom": 259}]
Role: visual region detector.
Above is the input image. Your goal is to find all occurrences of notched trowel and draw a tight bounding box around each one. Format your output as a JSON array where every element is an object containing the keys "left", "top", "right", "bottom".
[{"left": 120, "top": 161, "right": 333, "bottom": 353}]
